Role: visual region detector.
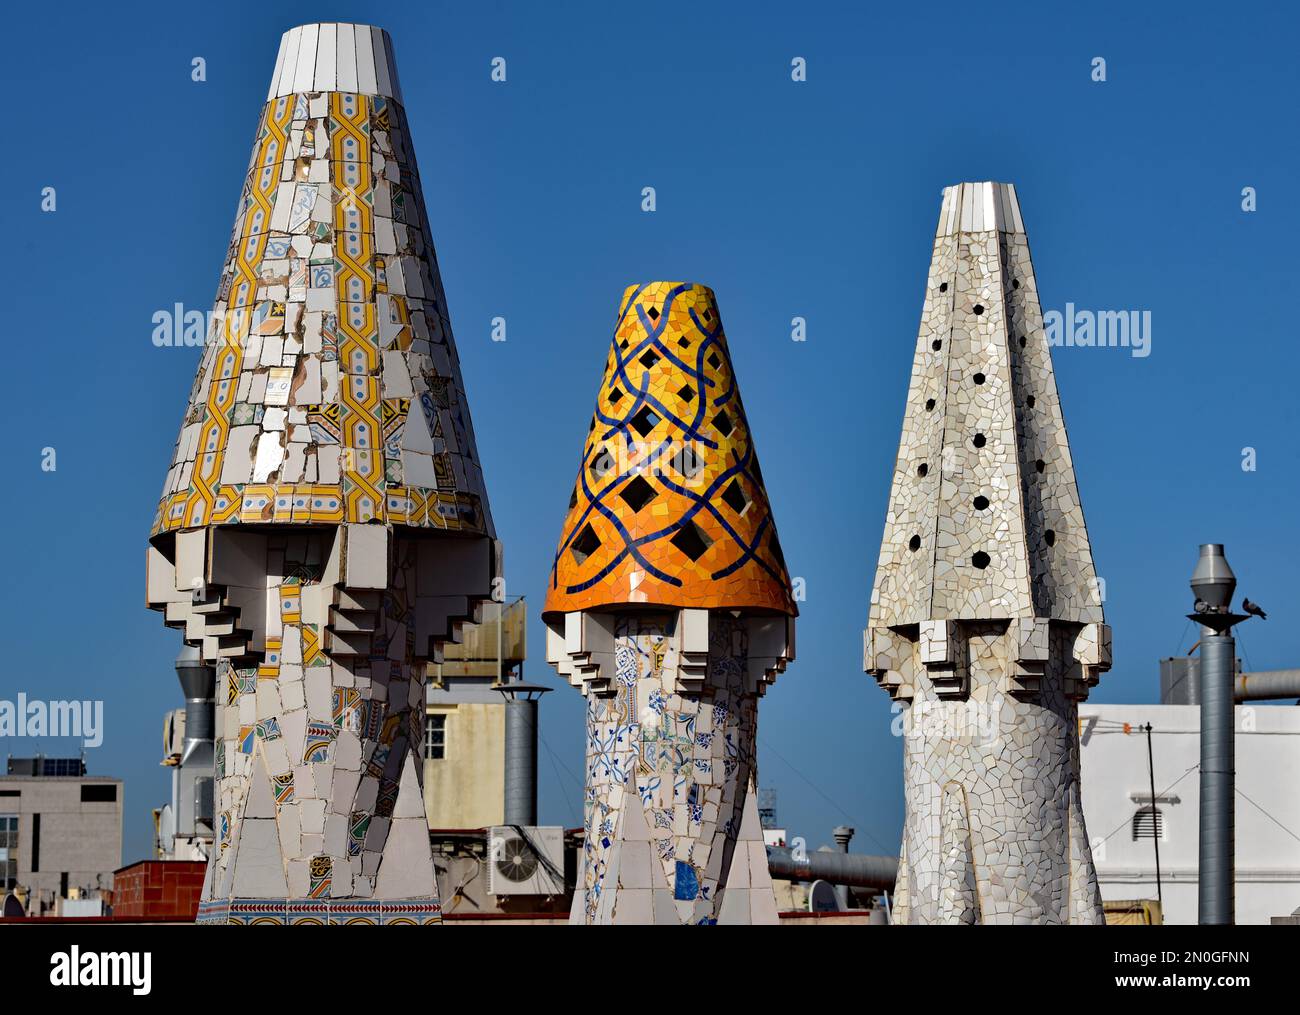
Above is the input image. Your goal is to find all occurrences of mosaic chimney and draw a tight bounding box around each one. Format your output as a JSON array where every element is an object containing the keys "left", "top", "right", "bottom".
[
  {"left": 145, "top": 23, "right": 500, "bottom": 925},
  {"left": 865, "top": 183, "right": 1111, "bottom": 924},
  {"left": 544, "top": 282, "right": 796, "bottom": 925}
]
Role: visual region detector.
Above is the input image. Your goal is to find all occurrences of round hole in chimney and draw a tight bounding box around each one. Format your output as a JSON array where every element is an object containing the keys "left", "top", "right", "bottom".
[
  {"left": 917, "top": 463, "right": 928, "bottom": 477},
  {"left": 972, "top": 551, "right": 991, "bottom": 569},
  {"left": 932, "top": 339, "right": 942, "bottom": 351},
  {"left": 1026, "top": 395, "right": 1036, "bottom": 408},
  {"left": 925, "top": 398, "right": 936, "bottom": 411},
  {"left": 939, "top": 282, "right": 948, "bottom": 293},
  {"left": 973, "top": 304, "right": 985, "bottom": 316},
  {"left": 1045, "top": 529, "right": 1056, "bottom": 546},
  {"left": 973, "top": 495, "right": 990, "bottom": 511},
  {"left": 972, "top": 432, "right": 987, "bottom": 448},
  {"left": 1012, "top": 279, "right": 1021, "bottom": 289},
  {"left": 908, "top": 535, "right": 921, "bottom": 552},
  {"left": 1019, "top": 335, "right": 1027, "bottom": 348},
  {"left": 1035, "top": 458, "right": 1046, "bottom": 473},
  {"left": 973, "top": 372, "right": 986, "bottom": 385}
]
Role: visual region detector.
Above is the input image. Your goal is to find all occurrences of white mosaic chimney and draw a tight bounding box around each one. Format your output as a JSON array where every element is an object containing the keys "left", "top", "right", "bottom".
[
  {"left": 145, "top": 24, "right": 500, "bottom": 925},
  {"left": 865, "top": 183, "right": 1112, "bottom": 924}
]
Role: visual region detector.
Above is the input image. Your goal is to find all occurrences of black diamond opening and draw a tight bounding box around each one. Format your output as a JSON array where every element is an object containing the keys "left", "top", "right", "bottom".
[
  {"left": 590, "top": 447, "right": 614, "bottom": 477},
  {"left": 571, "top": 523, "right": 602, "bottom": 564},
  {"left": 629, "top": 405, "right": 661, "bottom": 438},
  {"left": 639, "top": 350, "right": 660, "bottom": 370},
  {"left": 707, "top": 351, "right": 722, "bottom": 369},
  {"left": 670, "top": 445, "right": 704, "bottom": 479},
  {"left": 619, "top": 475, "right": 657, "bottom": 513},
  {"left": 647, "top": 306, "right": 660, "bottom": 320},
  {"left": 721, "top": 479, "right": 749, "bottom": 515},
  {"left": 713, "top": 409, "right": 734, "bottom": 438},
  {"left": 568, "top": 484, "right": 579, "bottom": 509},
  {"left": 608, "top": 386, "right": 624, "bottom": 405},
  {"left": 677, "top": 336, "right": 690, "bottom": 349},
  {"left": 677, "top": 384, "right": 696, "bottom": 402},
  {"left": 671, "top": 520, "right": 713, "bottom": 561}
]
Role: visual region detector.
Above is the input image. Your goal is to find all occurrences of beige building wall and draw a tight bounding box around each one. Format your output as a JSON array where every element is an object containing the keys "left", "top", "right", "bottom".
[
  {"left": 424, "top": 703, "right": 506, "bottom": 829},
  {"left": 0, "top": 775, "right": 123, "bottom": 913}
]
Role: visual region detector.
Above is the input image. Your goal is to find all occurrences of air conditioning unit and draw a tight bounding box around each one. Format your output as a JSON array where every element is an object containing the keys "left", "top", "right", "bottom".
[{"left": 486, "top": 826, "right": 565, "bottom": 897}]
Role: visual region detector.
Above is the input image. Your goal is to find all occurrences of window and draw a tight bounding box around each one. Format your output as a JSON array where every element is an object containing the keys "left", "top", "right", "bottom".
[
  {"left": 425, "top": 714, "right": 447, "bottom": 761},
  {"left": 1132, "top": 806, "right": 1165, "bottom": 841},
  {"left": 0, "top": 815, "right": 17, "bottom": 890},
  {"left": 80, "top": 784, "right": 117, "bottom": 803}
]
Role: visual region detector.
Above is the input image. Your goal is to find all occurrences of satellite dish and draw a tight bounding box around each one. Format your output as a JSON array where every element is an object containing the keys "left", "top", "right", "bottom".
[
  {"left": 808, "top": 879, "right": 840, "bottom": 913},
  {"left": 2, "top": 893, "right": 25, "bottom": 918}
]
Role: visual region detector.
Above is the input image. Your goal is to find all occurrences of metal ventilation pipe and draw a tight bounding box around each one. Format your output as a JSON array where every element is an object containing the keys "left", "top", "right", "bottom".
[
  {"left": 1189, "top": 544, "right": 1238, "bottom": 925},
  {"left": 175, "top": 644, "right": 215, "bottom": 767},
  {"left": 499, "top": 681, "right": 550, "bottom": 827},
  {"left": 1235, "top": 669, "right": 1300, "bottom": 702},
  {"left": 766, "top": 847, "right": 898, "bottom": 891},
  {"left": 175, "top": 644, "right": 216, "bottom": 838}
]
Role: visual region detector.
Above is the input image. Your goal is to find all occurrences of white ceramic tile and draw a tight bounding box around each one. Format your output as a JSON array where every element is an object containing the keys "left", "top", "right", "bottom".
[
  {"left": 291, "top": 23, "right": 319, "bottom": 94},
  {"left": 315, "top": 23, "right": 337, "bottom": 92},
  {"left": 336, "top": 22, "right": 358, "bottom": 92},
  {"left": 275, "top": 26, "right": 302, "bottom": 98},
  {"left": 371, "top": 27, "right": 392, "bottom": 98},
  {"left": 382, "top": 29, "right": 403, "bottom": 105},
  {"left": 355, "top": 25, "right": 378, "bottom": 95}
]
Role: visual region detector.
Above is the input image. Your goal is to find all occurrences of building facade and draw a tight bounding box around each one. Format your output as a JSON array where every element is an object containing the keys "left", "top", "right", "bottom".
[
  {"left": 424, "top": 599, "right": 526, "bottom": 830},
  {"left": 0, "top": 759, "right": 123, "bottom": 916},
  {"left": 1079, "top": 702, "right": 1300, "bottom": 925}
]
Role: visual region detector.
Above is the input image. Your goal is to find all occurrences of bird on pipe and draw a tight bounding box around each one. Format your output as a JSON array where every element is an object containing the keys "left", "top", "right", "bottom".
[{"left": 1242, "top": 598, "right": 1268, "bottom": 621}]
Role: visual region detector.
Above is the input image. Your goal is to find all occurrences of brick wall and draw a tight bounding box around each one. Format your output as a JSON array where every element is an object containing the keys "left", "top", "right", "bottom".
[{"left": 112, "top": 861, "right": 206, "bottom": 920}]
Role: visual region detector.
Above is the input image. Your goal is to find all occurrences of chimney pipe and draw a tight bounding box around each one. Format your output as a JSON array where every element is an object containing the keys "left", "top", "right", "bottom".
[
  {"left": 175, "top": 644, "right": 215, "bottom": 767},
  {"left": 499, "top": 678, "right": 551, "bottom": 827},
  {"left": 1189, "top": 543, "right": 1239, "bottom": 925}
]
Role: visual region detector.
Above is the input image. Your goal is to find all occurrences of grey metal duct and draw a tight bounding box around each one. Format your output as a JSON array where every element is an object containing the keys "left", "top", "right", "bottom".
[
  {"left": 766, "top": 847, "right": 898, "bottom": 891},
  {"left": 503, "top": 698, "right": 538, "bottom": 826},
  {"left": 1160, "top": 656, "right": 1201, "bottom": 705},
  {"left": 499, "top": 681, "right": 551, "bottom": 826},
  {"left": 1235, "top": 669, "right": 1300, "bottom": 702},
  {"left": 1199, "top": 633, "right": 1235, "bottom": 924},
  {"left": 175, "top": 644, "right": 216, "bottom": 835},
  {"left": 1161, "top": 659, "right": 1299, "bottom": 704},
  {"left": 1189, "top": 543, "right": 1238, "bottom": 926},
  {"left": 175, "top": 644, "right": 216, "bottom": 766}
]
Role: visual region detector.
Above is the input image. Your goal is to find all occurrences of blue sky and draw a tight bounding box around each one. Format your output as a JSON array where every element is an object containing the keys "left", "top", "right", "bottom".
[{"left": 3, "top": 1, "right": 1297, "bottom": 864}]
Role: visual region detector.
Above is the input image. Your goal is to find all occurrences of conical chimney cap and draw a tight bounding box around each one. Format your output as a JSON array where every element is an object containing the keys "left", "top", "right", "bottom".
[
  {"left": 543, "top": 282, "right": 795, "bottom": 619},
  {"left": 150, "top": 24, "right": 493, "bottom": 543}
]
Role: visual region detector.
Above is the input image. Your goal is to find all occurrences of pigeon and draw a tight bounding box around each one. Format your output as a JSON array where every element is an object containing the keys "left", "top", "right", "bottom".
[
  {"left": 1242, "top": 598, "right": 1268, "bottom": 621},
  {"left": 1194, "top": 598, "right": 1212, "bottom": 615}
]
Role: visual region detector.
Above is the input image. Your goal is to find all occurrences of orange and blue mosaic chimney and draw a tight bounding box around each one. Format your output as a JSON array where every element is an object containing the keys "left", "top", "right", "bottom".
[
  {"left": 544, "top": 282, "right": 796, "bottom": 924},
  {"left": 144, "top": 24, "right": 500, "bottom": 925}
]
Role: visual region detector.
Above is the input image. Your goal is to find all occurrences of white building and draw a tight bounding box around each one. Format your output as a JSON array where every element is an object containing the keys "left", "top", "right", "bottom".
[{"left": 1079, "top": 703, "right": 1300, "bottom": 924}]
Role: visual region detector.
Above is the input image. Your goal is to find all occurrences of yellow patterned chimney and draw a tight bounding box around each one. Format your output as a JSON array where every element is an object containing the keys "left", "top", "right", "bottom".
[
  {"left": 144, "top": 24, "right": 500, "bottom": 925},
  {"left": 544, "top": 282, "right": 795, "bottom": 925}
]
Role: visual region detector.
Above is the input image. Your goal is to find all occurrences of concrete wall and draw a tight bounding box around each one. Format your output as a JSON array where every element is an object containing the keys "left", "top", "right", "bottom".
[
  {"left": 0, "top": 776, "right": 123, "bottom": 913},
  {"left": 1079, "top": 703, "right": 1300, "bottom": 925},
  {"left": 424, "top": 703, "right": 505, "bottom": 830}
]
